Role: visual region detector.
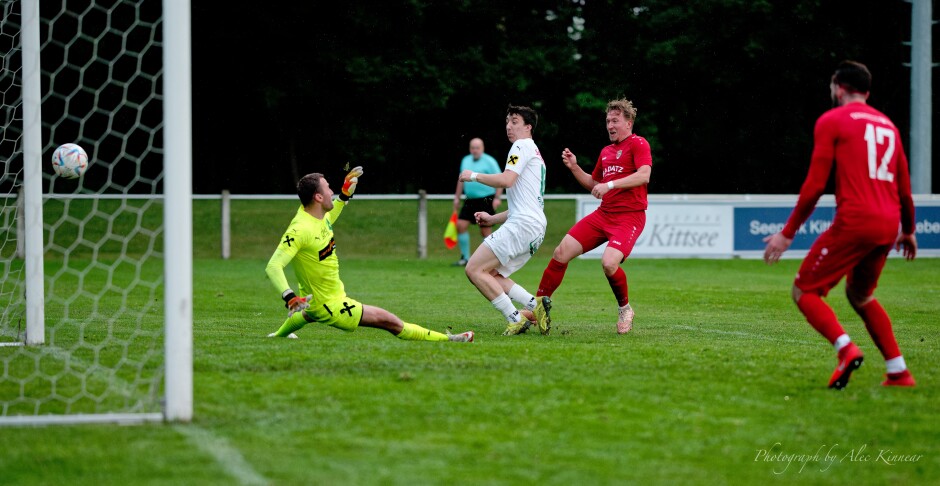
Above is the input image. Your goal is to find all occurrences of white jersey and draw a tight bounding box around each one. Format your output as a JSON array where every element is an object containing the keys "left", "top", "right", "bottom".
[{"left": 504, "top": 138, "right": 547, "bottom": 229}]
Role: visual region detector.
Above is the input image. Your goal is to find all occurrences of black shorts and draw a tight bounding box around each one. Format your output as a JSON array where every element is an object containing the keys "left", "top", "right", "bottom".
[{"left": 458, "top": 196, "right": 496, "bottom": 223}]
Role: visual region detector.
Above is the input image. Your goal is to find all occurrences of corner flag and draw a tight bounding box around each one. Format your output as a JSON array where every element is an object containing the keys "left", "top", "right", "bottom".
[{"left": 444, "top": 211, "right": 458, "bottom": 249}]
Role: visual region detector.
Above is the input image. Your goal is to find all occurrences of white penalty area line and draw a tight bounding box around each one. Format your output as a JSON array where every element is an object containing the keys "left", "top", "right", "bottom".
[
  {"left": 174, "top": 424, "right": 269, "bottom": 486},
  {"left": 672, "top": 324, "right": 817, "bottom": 346}
]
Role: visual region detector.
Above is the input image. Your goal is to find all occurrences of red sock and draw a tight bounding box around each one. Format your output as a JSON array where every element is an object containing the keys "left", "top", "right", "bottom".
[
  {"left": 537, "top": 259, "right": 567, "bottom": 297},
  {"left": 796, "top": 293, "right": 846, "bottom": 344},
  {"left": 606, "top": 267, "right": 629, "bottom": 307},
  {"left": 855, "top": 299, "right": 901, "bottom": 360}
]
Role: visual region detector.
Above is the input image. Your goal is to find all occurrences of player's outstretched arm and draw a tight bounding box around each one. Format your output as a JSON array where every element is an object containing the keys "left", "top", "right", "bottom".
[
  {"left": 326, "top": 165, "right": 361, "bottom": 223},
  {"left": 340, "top": 166, "right": 363, "bottom": 201},
  {"left": 562, "top": 148, "right": 595, "bottom": 191},
  {"left": 459, "top": 169, "right": 519, "bottom": 188}
]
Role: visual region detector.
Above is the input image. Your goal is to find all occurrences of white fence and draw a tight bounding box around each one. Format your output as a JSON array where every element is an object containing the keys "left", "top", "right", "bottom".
[
  {"left": 10, "top": 193, "right": 939, "bottom": 260},
  {"left": 209, "top": 191, "right": 581, "bottom": 259},
  {"left": 210, "top": 192, "right": 940, "bottom": 259}
]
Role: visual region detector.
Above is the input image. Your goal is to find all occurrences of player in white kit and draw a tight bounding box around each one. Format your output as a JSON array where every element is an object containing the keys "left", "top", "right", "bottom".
[{"left": 458, "top": 105, "right": 551, "bottom": 336}]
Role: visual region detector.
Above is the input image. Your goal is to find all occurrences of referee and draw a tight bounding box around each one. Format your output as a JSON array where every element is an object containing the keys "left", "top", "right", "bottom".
[{"left": 452, "top": 137, "right": 502, "bottom": 266}]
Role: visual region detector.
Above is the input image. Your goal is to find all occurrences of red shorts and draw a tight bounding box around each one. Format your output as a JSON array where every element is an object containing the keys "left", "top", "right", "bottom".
[
  {"left": 795, "top": 226, "right": 895, "bottom": 297},
  {"left": 568, "top": 210, "right": 646, "bottom": 257}
]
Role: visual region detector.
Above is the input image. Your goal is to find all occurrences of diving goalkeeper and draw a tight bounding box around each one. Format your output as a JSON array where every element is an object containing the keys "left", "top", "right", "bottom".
[{"left": 266, "top": 168, "right": 474, "bottom": 342}]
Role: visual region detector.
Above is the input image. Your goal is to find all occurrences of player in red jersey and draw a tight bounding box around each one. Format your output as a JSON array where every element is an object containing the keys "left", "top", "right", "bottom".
[
  {"left": 533, "top": 98, "right": 653, "bottom": 335},
  {"left": 764, "top": 61, "right": 917, "bottom": 389}
]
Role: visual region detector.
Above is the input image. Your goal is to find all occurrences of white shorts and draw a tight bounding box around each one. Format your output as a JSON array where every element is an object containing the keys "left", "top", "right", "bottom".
[{"left": 483, "top": 220, "right": 545, "bottom": 277}]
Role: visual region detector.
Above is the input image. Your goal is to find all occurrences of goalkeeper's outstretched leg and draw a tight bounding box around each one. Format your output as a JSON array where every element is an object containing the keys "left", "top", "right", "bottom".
[
  {"left": 360, "top": 305, "right": 473, "bottom": 342},
  {"left": 269, "top": 311, "right": 308, "bottom": 338},
  {"left": 268, "top": 304, "right": 473, "bottom": 342}
]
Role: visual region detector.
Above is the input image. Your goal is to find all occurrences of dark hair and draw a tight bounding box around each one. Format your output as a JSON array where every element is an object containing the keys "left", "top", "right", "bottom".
[
  {"left": 297, "top": 172, "right": 324, "bottom": 206},
  {"left": 507, "top": 104, "right": 538, "bottom": 132},
  {"left": 833, "top": 60, "right": 871, "bottom": 94}
]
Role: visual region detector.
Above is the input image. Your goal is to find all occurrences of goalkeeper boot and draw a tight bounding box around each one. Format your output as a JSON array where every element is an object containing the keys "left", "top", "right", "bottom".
[
  {"left": 267, "top": 332, "right": 298, "bottom": 339},
  {"left": 617, "top": 305, "right": 635, "bottom": 334},
  {"left": 882, "top": 369, "right": 916, "bottom": 387},
  {"left": 502, "top": 318, "right": 531, "bottom": 336},
  {"left": 828, "top": 342, "right": 863, "bottom": 390},
  {"left": 447, "top": 330, "right": 474, "bottom": 343},
  {"left": 534, "top": 296, "right": 552, "bottom": 335}
]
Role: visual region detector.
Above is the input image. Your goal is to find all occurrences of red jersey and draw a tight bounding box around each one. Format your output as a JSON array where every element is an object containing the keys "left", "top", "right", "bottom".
[
  {"left": 591, "top": 134, "right": 653, "bottom": 212},
  {"left": 782, "top": 103, "right": 915, "bottom": 239}
]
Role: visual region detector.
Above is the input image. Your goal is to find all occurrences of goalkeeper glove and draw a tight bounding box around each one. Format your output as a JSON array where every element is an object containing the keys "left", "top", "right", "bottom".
[
  {"left": 282, "top": 290, "right": 312, "bottom": 316},
  {"left": 340, "top": 166, "right": 363, "bottom": 201}
]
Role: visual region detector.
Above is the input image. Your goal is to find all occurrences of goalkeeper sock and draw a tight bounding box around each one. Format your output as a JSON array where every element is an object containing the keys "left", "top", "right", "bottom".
[
  {"left": 457, "top": 232, "right": 471, "bottom": 260},
  {"left": 606, "top": 267, "right": 629, "bottom": 307},
  {"left": 491, "top": 293, "right": 521, "bottom": 323},
  {"left": 397, "top": 322, "right": 448, "bottom": 342},
  {"left": 508, "top": 284, "right": 536, "bottom": 311},
  {"left": 537, "top": 258, "right": 568, "bottom": 297},
  {"left": 274, "top": 311, "right": 309, "bottom": 337}
]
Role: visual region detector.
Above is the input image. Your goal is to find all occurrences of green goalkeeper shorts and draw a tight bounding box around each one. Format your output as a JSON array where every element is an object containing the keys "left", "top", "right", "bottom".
[{"left": 305, "top": 296, "right": 364, "bottom": 331}]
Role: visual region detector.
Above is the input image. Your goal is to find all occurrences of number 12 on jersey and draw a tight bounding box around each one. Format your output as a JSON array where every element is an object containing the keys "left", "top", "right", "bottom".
[{"left": 864, "top": 123, "right": 895, "bottom": 182}]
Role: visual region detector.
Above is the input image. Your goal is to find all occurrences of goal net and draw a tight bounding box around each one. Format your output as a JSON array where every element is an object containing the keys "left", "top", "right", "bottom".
[{"left": 0, "top": 0, "right": 192, "bottom": 425}]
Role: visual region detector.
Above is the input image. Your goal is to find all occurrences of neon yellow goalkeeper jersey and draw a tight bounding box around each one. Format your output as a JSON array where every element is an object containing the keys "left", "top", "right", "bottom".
[{"left": 266, "top": 200, "right": 347, "bottom": 306}]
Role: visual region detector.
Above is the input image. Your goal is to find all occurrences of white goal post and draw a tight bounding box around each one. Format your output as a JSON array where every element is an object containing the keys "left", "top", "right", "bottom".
[
  {"left": 0, "top": 0, "right": 192, "bottom": 425},
  {"left": 162, "top": 0, "right": 193, "bottom": 423}
]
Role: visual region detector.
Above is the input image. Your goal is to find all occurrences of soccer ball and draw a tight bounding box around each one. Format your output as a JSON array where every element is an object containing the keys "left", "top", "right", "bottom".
[{"left": 51, "top": 143, "right": 89, "bottom": 179}]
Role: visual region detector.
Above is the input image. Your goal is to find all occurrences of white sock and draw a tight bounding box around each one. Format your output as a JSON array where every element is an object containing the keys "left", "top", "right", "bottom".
[
  {"left": 491, "top": 293, "right": 520, "bottom": 323},
  {"left": 833, "top": 334, "right": 851, "bottom": 351},
  {"left": 885, "top": 356, "right": 907, "bottom": 374},
  {"left": 508, "top": 284, "right": 536, "bottom": 311},
  {"left": 620, "top": 303, "right": 632, "bottom": 311}
]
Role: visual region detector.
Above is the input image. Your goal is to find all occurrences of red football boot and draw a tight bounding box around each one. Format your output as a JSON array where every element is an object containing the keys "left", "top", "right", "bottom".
[
  {"left": 882, "top": 369, "right": 916, "bottom": 387},
  {"left": 828, "top": 342, "right": 864, "bottom": 390}
]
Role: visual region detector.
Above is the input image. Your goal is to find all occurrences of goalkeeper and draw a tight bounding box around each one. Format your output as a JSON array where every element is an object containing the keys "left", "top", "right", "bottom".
[{"left": 265, "top": 167, "right": 474, "bottom": 342}]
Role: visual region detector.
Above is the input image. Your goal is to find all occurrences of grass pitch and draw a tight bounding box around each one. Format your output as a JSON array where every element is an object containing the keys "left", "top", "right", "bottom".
[
  {"left": 3, "top": 255, "right": 938, "bottom": 484},
  {"left": 2, "top": 199, "right": 938, "bottom": 484}
]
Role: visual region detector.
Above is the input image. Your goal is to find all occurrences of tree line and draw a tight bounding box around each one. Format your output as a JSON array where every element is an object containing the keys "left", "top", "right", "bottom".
[{"left": 191, "top": 0, "right": 927, "bottom": 195}]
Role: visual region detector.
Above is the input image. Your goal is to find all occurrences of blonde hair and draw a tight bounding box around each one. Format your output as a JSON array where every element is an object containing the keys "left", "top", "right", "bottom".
[{"left": 607, "top": 98, "right": 637, "bottom": 122}]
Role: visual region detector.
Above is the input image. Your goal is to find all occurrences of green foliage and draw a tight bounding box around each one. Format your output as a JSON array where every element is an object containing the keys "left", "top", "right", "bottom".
[
  {"left": 572, "top": 91, "right": 608, "bottom": 113},
  {"left": 194, "top": 0, "right": 921, "bottom": 195}
]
